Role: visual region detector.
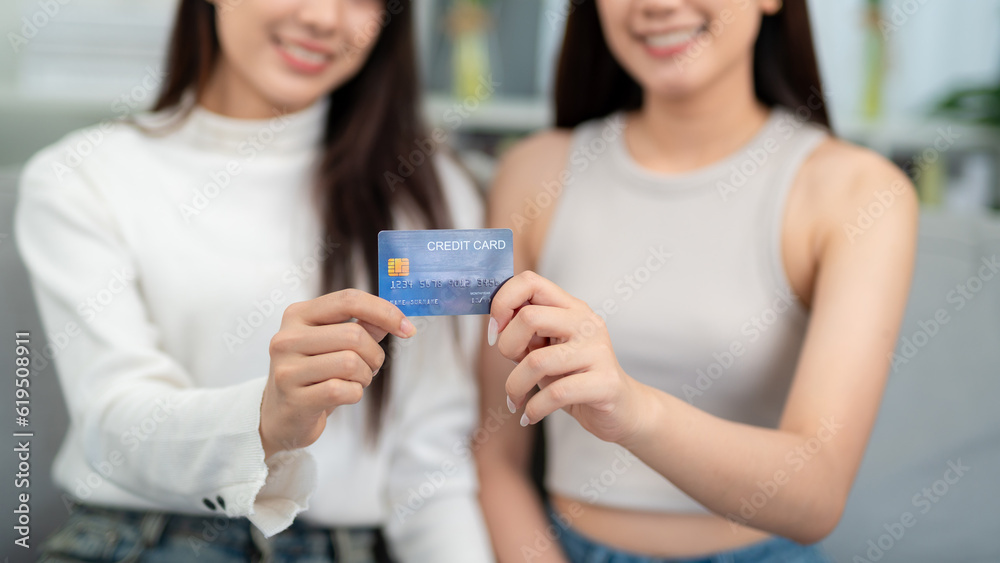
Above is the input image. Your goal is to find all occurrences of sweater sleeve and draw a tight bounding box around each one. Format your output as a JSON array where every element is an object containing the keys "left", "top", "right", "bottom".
[
  {"left": 14, "top": 144, "right": 315, "bottom": 537},
  {"left": 382, "top": 154, "right": 495, "bottom": 562}
]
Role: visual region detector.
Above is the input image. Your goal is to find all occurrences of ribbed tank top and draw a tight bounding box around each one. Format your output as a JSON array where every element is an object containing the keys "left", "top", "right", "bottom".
[{"left": 538, "top": 107, "right": 828, "bottom": 513}]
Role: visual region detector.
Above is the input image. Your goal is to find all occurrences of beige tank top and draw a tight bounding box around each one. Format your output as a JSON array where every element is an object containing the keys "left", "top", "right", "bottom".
[{"left": 537, "top": 106, "right": 828, "bottom": 513}]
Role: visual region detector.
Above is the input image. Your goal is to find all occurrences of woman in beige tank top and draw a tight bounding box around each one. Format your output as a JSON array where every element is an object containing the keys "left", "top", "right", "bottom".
[{"left": 477, "top": 1, "right": 918, "bottom": 562}]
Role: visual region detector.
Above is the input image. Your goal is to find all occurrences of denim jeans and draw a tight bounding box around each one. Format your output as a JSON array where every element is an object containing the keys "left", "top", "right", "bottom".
[
  {"left": 39, "top": 503, "right": 393, "bottom": 563},
  {"left": 547, "top": 505, "right": 833, "bottom": 563}
]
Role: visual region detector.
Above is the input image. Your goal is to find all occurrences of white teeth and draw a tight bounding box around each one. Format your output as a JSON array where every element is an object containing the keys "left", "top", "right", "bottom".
[
  {"left": 281, "top": 40, "right": 330, "bottom": 65},
  {"left": 645, "top": 27, "right": 703, "bottom": 49}
]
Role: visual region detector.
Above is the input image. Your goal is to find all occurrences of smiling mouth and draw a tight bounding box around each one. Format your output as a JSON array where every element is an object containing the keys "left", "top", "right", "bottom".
[
  {"left": 641, "top": 24, "right": 708, "bottom": 51},
  {"left": 275, "top": 37, "right": 333, "bottom": 66}
]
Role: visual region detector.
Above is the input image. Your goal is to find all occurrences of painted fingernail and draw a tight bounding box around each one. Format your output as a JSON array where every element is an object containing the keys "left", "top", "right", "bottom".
[
  {"left": 487, "top": 317, "right": 498, "bottom": 346},
  {"left": 400, "top": 317, "right": 415, "bottom": 337},
  {"left": 520, "top": 413, "right": 530, "bottom": 427},
  {"left": 506, "top": 395, "right": 516, "bottom": 414}
]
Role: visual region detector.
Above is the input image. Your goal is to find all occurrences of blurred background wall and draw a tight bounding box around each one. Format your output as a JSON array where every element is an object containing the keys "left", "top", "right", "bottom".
[{"left": 2, "top": 0, "right": 999, "bottom": 206}]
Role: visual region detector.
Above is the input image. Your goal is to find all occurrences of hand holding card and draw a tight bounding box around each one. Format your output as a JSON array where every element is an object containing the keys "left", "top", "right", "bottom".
[
  {"left": 378, "top": 228, "right": 514, "bottom": 316},
  {"left": 259, "top": 289, "right": 415, "bottom": 459},
  {"left": 489, "top": 271, "right": 652, "bottom": 445}
]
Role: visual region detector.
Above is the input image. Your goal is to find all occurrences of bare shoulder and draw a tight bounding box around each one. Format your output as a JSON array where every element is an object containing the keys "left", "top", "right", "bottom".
[
  {"left": 801, "top": 137, "right": 913, "bottom": 200},
  {"left": 797, "top": 136, "right": 919, "bottom": 247},
  {"left": 488, "top": 129, "right": 574, "bottom": 218},
  {"left": 488, "top": 129, "right": 575, "bottom": 265}
]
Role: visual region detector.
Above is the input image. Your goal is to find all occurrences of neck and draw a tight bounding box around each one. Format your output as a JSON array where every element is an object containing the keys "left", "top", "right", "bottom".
[{"left": 627, "top": 59, "right": 770, "bottom": 173}]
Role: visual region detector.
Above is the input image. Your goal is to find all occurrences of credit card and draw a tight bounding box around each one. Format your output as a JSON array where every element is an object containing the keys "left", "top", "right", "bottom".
[{"left": 378, "top": 228, "right": 514, "bottom": 316}]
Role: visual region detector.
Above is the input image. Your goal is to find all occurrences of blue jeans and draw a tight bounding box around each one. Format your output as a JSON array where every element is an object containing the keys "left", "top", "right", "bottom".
[
  {"left": 547, "top": 505, "right": 832, "bottom": 563},
  {"left": 39, "top": 503, "right": 393, "bottom": 563}
]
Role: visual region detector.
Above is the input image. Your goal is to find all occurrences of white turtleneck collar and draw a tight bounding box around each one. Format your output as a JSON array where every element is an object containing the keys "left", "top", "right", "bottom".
[{"left": 158, "top": 90, "right": 330, "bottom": 156}]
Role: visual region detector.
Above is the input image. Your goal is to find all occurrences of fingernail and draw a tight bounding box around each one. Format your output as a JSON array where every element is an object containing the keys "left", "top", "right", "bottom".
[
  {"left": 487, "top": 317, "right": 498, "bottom": 346},
  {"left": 506, "top": 395, "right": 516, "bottom": 414},
  {"left": 372, "top": 367, "right": 380, "bottom": 378},
  {"left": 520, "top": 413, "right": 530, "bottom": 427},
  {"left": 400, "top": 317, "right": 415, "bottom": 337}
]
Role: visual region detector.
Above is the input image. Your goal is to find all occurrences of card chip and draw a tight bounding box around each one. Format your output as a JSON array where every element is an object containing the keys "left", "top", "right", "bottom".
[{"left": 387, "top": 258, "right": 409, "bottom": 277}]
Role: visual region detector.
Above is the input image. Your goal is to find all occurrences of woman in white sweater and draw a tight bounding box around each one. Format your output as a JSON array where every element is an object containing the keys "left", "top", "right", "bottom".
[{"left": 15, "top": 1, "right": 493, "bottom": 561}]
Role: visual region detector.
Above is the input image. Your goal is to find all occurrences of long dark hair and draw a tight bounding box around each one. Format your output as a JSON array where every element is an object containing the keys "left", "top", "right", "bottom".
[
  {"left": 154, "top": 0, "right": 452, "bottom": 436},
  {"left": 555, "top": 0, "right": 831, "bottom": 130}
]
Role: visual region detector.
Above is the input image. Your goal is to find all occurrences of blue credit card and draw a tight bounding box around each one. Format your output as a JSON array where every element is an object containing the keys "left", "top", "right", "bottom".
[{"left": 378, "top": 228, "right": 514, "bottom": 316}]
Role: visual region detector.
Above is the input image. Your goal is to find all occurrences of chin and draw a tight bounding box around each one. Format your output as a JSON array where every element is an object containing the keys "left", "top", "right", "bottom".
[
  {"left": 256, "top": 82, "right": 329, "bottom": 114},
  {"left": 637, "top": 73, "right": 711, "bottom": 101},
  {"left": 620, "top": 53, "right": 714, "bottom": 99}
]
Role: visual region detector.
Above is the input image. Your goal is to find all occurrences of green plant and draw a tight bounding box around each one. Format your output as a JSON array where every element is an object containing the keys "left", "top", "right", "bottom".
[{"left": 935, "top": 83, "right": 1000, "bottom": 128}]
